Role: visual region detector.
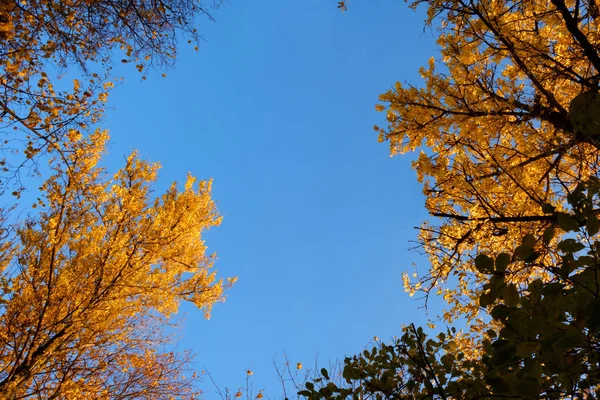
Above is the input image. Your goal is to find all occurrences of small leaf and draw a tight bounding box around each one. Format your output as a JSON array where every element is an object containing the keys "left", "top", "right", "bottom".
[
  {"left": 516, "top": 341, "right": 540, "bottom": 358},
  {"left": 543, "top": 226, "right": 555, "bottom": 244},
  {"left": 587, "top": 214, "right": 599, "bottom": 236},
  {"left": 475, "top": 254, "right": 494, "bottom": 273},
  {"left": 542, "top": 203, "right": 556, "bottom": 213},
  {"left": 586, "top": 298, "right": 600, "bottom": 332},
  {"left": 557, "top": 238, "right": 585, "bottom": 254},
  {"left": 515, "top": 245, "right": 535, "bottom": 261},
  {"left": 554, "top": 331, "right": 585, "bottom": 349},
  {"left": 522, "top": 233, "right": 536, "bottom": 248},
  {"left": 557, "top": 213, "right": 579, "bottom": 232},
  {"left": 524, "top": 250, "right": 540, "bottom": 264},
  {"left": 503, "top": 284, "right": 519, "bottom": 307},
  {"left": 480, "top": 291, "right": 496, "bottom": 307},
  {"left": 495, "top": 253, "right": 511, "bottom": 272},
  {"left": 541, "top": 282, "right": 564, "bottom": 296},
  {"left": 576, "top": 255, "right": 595, "bottom": 267},
  {"left": 542, "top": 331, "right": 565, "bottom": 348}
]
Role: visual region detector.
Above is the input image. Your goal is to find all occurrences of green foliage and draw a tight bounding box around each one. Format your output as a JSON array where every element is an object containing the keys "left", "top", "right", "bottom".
[{"left": 299, "top": 179, "right": 600, "bottom": 399}]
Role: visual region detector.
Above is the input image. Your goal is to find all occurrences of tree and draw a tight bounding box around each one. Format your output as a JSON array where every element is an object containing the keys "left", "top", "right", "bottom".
[
  {"left": 375, "top": 0, "right": 600, "bottom": 334},
  {"left": 0, "top": 0, "right": 235, "bottom": 397},
  {"left": 0, "top": 0, "right": 219, "bottom": 193},
  {"left": 296, "top": 0, "right": 600, "bottom": 397},
  {"left": 299, "top": 178, "right": 600, "bottom": 399},
  {"left": 297, "top": 0, "right": 600, "bottom": 396},
  {"left": 0, "top": 131, "right": 234, "bottom": 398}
]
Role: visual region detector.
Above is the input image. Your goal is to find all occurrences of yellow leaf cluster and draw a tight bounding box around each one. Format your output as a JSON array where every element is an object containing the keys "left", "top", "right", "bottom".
[
  {"left": 0, "top": 0, "right": 230, "bottom": 397},
  {"left": 0, "top": 133, "right": 233, "bottom": 398},
  {"left": 0, "top": 0, "right": 214, "bottom": 193},
  {"left": 378, "top": 0, "right": 600, "bottom": 342}
]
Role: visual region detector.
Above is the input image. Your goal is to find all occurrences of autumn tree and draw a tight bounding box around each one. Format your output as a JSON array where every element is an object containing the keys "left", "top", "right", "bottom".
[
  {"left": 0, "top": 0, "right": 237, "bottom": 397},
  {"left": 0, "top": 0, "right": 238, "bottom": 397},
  {"left": 0, "top": 131, "right": 234, "bottom": 399},
  {"left": 0, "top": 0, "right": 219, "bottom": 193},
  {"left": 373, "top": 0, "right": 600, "bottom": 334}
]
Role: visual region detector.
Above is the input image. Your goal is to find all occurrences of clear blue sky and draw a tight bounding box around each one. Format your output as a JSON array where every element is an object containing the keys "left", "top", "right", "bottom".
[{"left": 103, "top": 0, "right": 442, "bottom": 397}]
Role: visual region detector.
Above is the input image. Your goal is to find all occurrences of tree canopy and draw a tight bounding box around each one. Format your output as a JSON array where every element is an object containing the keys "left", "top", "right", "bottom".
[
  {"left": 0, "top": 0, "right": 218, "bottom": 193},
  {"left": 0, "top": 133, "right": 233, "bottom": 398},
  {"left": 0, "top": 0, "right": 233, "bottom": 397},
  {"left": 296, "top": 0, "right": 600, "bottom": 398},
  {"left": 375, "top": 0, "right": 600, "bottom": 333}
]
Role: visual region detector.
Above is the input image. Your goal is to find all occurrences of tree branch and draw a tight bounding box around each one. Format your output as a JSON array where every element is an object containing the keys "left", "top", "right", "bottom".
[
  {"left": 551, "top": 0, "right": 600, "bottom": 73},
  {"left": 431, "top": 212, "right": 558, "bottom": 223}
]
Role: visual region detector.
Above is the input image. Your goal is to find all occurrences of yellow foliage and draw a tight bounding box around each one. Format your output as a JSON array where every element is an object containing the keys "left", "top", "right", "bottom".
[
  {"left": 378, "top": 0, "right": 600, "bottom": 335},
  {"left": 0, "top": 0, "right": 214, "bottom": 193},
  {"left": 0, "top": 0, "right": 230, "bottom": 397},
  {"left": 0, "top": 133, "right": 233, "bottom": 398}
]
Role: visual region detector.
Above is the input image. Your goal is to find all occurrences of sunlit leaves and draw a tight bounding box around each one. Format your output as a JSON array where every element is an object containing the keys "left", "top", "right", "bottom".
[
  {"left": 0, "top": 0, "right": 219, "bottom": 193},
  {"left": 376, "top": 0, "right": 600, "bottom": 347},
  {"left": 0, "top": 0, "right": 230, "bottom": 397},
  {"left": 321, "top": 1, "right": 600, "bottom": 393},
  {"left": 0, "top": 134, "right": 233, "bottom": 398}
]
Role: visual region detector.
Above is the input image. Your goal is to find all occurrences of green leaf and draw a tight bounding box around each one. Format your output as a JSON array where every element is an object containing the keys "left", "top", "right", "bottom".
[
  {"left": 542, "top": 203, "right": 556, "bottom": 214},
  {"left": 522, "top": 234, "right": 536, "bottom": 248},
  {"left": 542, "top": 331, "right": 565, "bottom": 348},
  {"left": 587, "top": 214, "right": 600, "bottom": 236},
  {"left": 515, "top": 245, "right": 535, "bottom": 261},
  {"left": 480, "top": 290, "right": 497, "bottom": 307},
  {"left": 519, "top": 378, "right": 542, "bottom": 398},
  {"left": 557, "top": 213, "right": 579, "bottom": 232},
  {"left": 503, "top": 284, "right": 519, "bottom": 307},
  {"left": 560, "top": 259, "right": 576, "bottom": 277},
  {"left": 524, "top": 250, "right": 540, "bottom": 263},
  {"left": 321, "top": 368, "right": 330, "bottom": 380},
  {"left": 586, "top": 298, "right": 600, "bottom": 332},
  {"left": 490, "top": 305, "right": 511, "bottom": 321},
  {"left": 569, "top": 90, "right": 600, "bottom": 138},
  {"left": 475, "top": 254, "right": 494, "bottom": 273},
  {"left": 576, "top": 255, "right": 595, "bottom": 267},
  {"left": 543, "top": 226, "right": 555, "bottom": 244},
  {"left": 557, "top": 238, "right": 585, "bottom": 254},
  {"left": 487, "top": 376, "right": 508, "bottom": 393},
  {"left": 515, "top": 234, "right": 537, "bottom": 261},
  {"left": 554, "top": 331, "right": 585, "bottom": 350},
  {"left": 305, "top": 382, "right": 314, "bottom": 391},
  {"left": 541, "top": 282, "right": 565, "bottom": 296},
  {"left": 342, "top": 367, "right": 359, "bottom": 381},
  {"left": 516, "top": 341, "right": 540, "bottom": 358},
  {"left": 440, "top": 353, "right": 454, "bottom": 370},
  {"left": 495, "top": 253, "right": 511, "bottom": 272}
]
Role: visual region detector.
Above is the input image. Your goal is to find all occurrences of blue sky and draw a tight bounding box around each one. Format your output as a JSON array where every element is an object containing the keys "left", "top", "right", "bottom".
[{"left": 103, "top": 0, "right": 442, "bottom": 396}]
